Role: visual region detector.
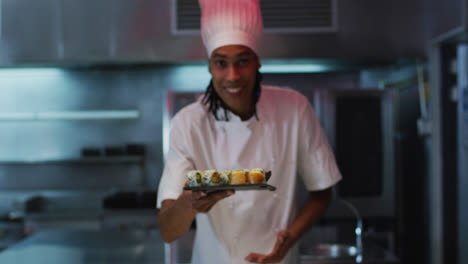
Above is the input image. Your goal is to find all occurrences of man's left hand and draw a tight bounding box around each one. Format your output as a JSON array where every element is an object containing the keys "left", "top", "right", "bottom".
[{"left": 245, "top": 230, "right": 294, "bottom": 263}]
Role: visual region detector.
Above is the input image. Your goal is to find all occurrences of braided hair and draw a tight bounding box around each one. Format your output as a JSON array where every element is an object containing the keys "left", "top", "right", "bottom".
[{"left": 202, "top": 70, "right": 263, "bottom": 121}]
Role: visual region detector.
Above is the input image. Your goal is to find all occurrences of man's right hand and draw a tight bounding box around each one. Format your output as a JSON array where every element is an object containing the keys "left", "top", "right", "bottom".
[
  {"left": 182, "top": 189, "right": 235, "bottom": 213},
  {"left": 158, "top": 186, "right": 234, "bottom": 243}
]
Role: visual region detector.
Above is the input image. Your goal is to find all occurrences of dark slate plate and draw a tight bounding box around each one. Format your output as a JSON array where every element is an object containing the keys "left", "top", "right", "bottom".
[{"left": 184, "top": 183, "right": 276, "bottom": 192}]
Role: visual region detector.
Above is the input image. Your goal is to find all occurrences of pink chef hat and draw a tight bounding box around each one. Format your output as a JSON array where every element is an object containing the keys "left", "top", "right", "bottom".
[{"left": 198, "top": 0, "right": 263, "bottom": 57}]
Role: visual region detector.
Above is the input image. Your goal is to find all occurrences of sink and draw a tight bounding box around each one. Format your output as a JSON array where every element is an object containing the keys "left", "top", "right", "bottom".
[{"left": 300, "top": 243, "right": 360, "bottom": 261}]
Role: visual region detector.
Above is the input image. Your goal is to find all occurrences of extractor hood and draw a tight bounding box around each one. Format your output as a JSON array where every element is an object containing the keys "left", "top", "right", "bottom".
[{"left": 0, "top": 0, "right": 425, "bottom": 66}]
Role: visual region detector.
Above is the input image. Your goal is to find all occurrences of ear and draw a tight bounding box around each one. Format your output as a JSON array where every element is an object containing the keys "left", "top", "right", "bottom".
[
  {"left": 208, "top": 61, "right": 213, "bottom": 74},
  {"left": 256, "top": 56, "right": 262, "bottom": 69}
]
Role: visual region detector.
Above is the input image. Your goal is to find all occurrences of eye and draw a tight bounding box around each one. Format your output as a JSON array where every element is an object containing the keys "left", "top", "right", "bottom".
[
  {"left": 214, "top": 60, "right": 227, "bottom": 68},
  {"left": 238, "top": 59, "right": 250, "bottom": 67}
]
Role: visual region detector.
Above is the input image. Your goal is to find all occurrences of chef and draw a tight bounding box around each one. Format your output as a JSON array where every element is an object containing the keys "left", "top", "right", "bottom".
[{"left": 157, "top": 0, "right": 342, "bottom": 263}]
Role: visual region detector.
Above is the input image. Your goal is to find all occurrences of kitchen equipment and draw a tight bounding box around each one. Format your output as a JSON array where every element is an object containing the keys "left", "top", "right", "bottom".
[
  {"left": 301, "top": 243, "right": 358, "bottom": 260},
  {"left": 81, "top": 147, "right": 102, "bottom": 157},
  {"left": 125, "top": 144, "right": 146, "bottom": 156},
  {"left": 325, "top": 90, "right": 395, "bottom": 218},
  {"left": 104, "top": 146, "right": 125, "bottom": 156},
  {"left": 25, "top": 196, "right": 47, "bottom": 213},
  {"left": 101, "top": 191, "right": 157, "bottom": 231},
  {"left": 300, "top": 243, "right": 400, "bottom": 263},
  {"left": 102, "top": 191, "right": 156, "bottom": 209},
  {"left": 0, "top": 214, "right": 25, "bottom": 251}
]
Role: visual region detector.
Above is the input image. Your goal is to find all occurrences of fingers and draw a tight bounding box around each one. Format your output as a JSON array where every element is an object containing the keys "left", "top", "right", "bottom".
[
  {"left": 191, "top": 191, "right": 207, "bottom": 200},
  {"left": 191, "top": 190, "right": 234, "bottom": 213},
  {"left": 245, "top": 252, "right": 280, "bottom": 263},
  {"left": 208, "top": 190, "right": 235, "bottom": 200},
  {"left": 193, "top": 200, "right": 215, "bottom": 212},
  {"left": 245, "top": 230, "right": 291, "bottom": 263},
  {"left": 245, "top": 252, "right": 266, "bottom": 263}
]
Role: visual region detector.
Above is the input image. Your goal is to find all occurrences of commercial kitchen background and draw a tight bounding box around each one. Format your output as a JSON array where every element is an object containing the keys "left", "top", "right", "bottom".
[{"left": 0, "top": 0, "right": 466, "bottom": 264}]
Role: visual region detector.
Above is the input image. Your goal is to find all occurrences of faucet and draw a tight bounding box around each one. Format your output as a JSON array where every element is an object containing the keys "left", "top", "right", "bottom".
[{"left": 338, "top": 199, "right": 363, "bottom": 253}]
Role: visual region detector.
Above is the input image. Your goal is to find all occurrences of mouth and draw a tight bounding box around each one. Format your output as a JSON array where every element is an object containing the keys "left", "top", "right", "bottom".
[{"left": 225, "top": 87, "right": 243, "bottom": 95}]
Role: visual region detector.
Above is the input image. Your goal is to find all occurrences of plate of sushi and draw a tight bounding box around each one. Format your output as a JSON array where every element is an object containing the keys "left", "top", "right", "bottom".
[{"left": 184, "top": 168, "right": 276, "bottom": 192}]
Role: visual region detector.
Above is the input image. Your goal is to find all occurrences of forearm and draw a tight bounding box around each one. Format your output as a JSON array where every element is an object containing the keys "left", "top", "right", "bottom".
[
  {"left": 244, "top": 188, "right": 332, "bottom": 263},
  {"left": 287, "top": 188, "right": 332, "bottom": 245},
  {"left": 157, "top": 194, "right": 197, "bottom": 243},
  {"left": 158, "top": 189, "right": 234, "bottom": 243}
]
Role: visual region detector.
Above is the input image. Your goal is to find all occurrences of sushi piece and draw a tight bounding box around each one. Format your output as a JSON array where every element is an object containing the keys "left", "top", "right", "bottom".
[
  {"left": 230, "top": 170, "right": 247, "bottom": 185},
  {"left": 187, "top": 170, "right": 203, "bottom": 187},
  {"left": 202, "top": 170, "right": 222, "bottom": 186},
  {"left": 248, "top": 168, "right": 266, "bottom": 184},
  {"left": 219, "top": 170, "right": 232, "bottom": 185}
]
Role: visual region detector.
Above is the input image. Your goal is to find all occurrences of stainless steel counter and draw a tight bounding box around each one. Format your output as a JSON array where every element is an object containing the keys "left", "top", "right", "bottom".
[
  {"left": 300, "top": 243, "right": 400, "bottom": 264},
  {"left": 0, "top": 226, "right": 399, "bottom": 264},
  {"left": 0, "top": 228, "right": 165, "bottom": 264}
]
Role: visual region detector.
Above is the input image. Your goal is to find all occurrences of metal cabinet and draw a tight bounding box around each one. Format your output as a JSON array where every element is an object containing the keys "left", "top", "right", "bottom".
[
  {"left": 60, "top": 0, "right": 113, "bottom": 61},
  {"left": 1, "top": 0, "right": 61, "bottom": 63},
  {"left": 425, "top": 0, "right": 466, "bottom": 41},
  {"left": 0, "top": 0, "right": 427, "bottom": 65}
]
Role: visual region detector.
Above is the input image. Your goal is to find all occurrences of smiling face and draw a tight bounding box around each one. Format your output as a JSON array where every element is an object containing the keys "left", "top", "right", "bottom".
[{"left": 209, "top": 45, "right": 261, "bottom": 120}]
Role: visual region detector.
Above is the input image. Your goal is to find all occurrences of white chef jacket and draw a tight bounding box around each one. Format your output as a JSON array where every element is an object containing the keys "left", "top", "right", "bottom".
[{"left": 157, "top": 85, "right": 342, "bottom": 264}]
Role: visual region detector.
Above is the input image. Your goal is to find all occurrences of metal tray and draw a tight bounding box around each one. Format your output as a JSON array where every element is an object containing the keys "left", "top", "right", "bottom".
[{"left": 184, "top": 171, "right": 275, "bottom": 192}]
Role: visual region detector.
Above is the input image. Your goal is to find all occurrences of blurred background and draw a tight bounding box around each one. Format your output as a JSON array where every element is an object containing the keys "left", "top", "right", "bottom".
[{"left": 0, "top": 0, "right": 465, "bottom": 264}]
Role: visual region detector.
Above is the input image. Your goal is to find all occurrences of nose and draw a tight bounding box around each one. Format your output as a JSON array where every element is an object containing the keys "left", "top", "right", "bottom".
[{"left": 226, "top": 65, "right": 240, "bottom": 81}]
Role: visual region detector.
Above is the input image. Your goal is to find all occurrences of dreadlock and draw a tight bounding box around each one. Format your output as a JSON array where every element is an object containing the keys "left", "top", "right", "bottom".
[{"left": 202, "top": 70, "right": 263, "bottom": 121}]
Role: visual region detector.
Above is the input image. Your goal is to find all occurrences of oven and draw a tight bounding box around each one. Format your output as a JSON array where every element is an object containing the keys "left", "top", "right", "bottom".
[{"left": 319, "top": 89, "right": 396, "bottom": 219}]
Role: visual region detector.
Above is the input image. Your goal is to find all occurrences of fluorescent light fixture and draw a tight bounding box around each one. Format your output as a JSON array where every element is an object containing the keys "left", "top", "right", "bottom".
[
  {"left": 170, "top": 66, "right": 211, "bottom": 91},
  {"left": 0, "top": 112, "right": 35, "bottom": 121},
  {"left": 0, "top": 68, "right": 63, "bottom": 78},
  {"left": 0, "top": 110, "right": 140, "bottom": 121},
  {"left": 260, "top": 64, "right": 331, "bottom": 73},
  {"left": 172, "top": 62, "right": 332, "bottom": 77},
  {"left": 38, "top": 111, "right": 140, "bottom": 120}
]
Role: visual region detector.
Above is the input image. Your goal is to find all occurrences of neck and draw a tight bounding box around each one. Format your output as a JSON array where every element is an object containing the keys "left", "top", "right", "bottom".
[
  {"left": 227, "top": 98, "right": 255, "bottom": 121},
  {"left": 235, "top": 107, "right": 255, "bottom": 121}
]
